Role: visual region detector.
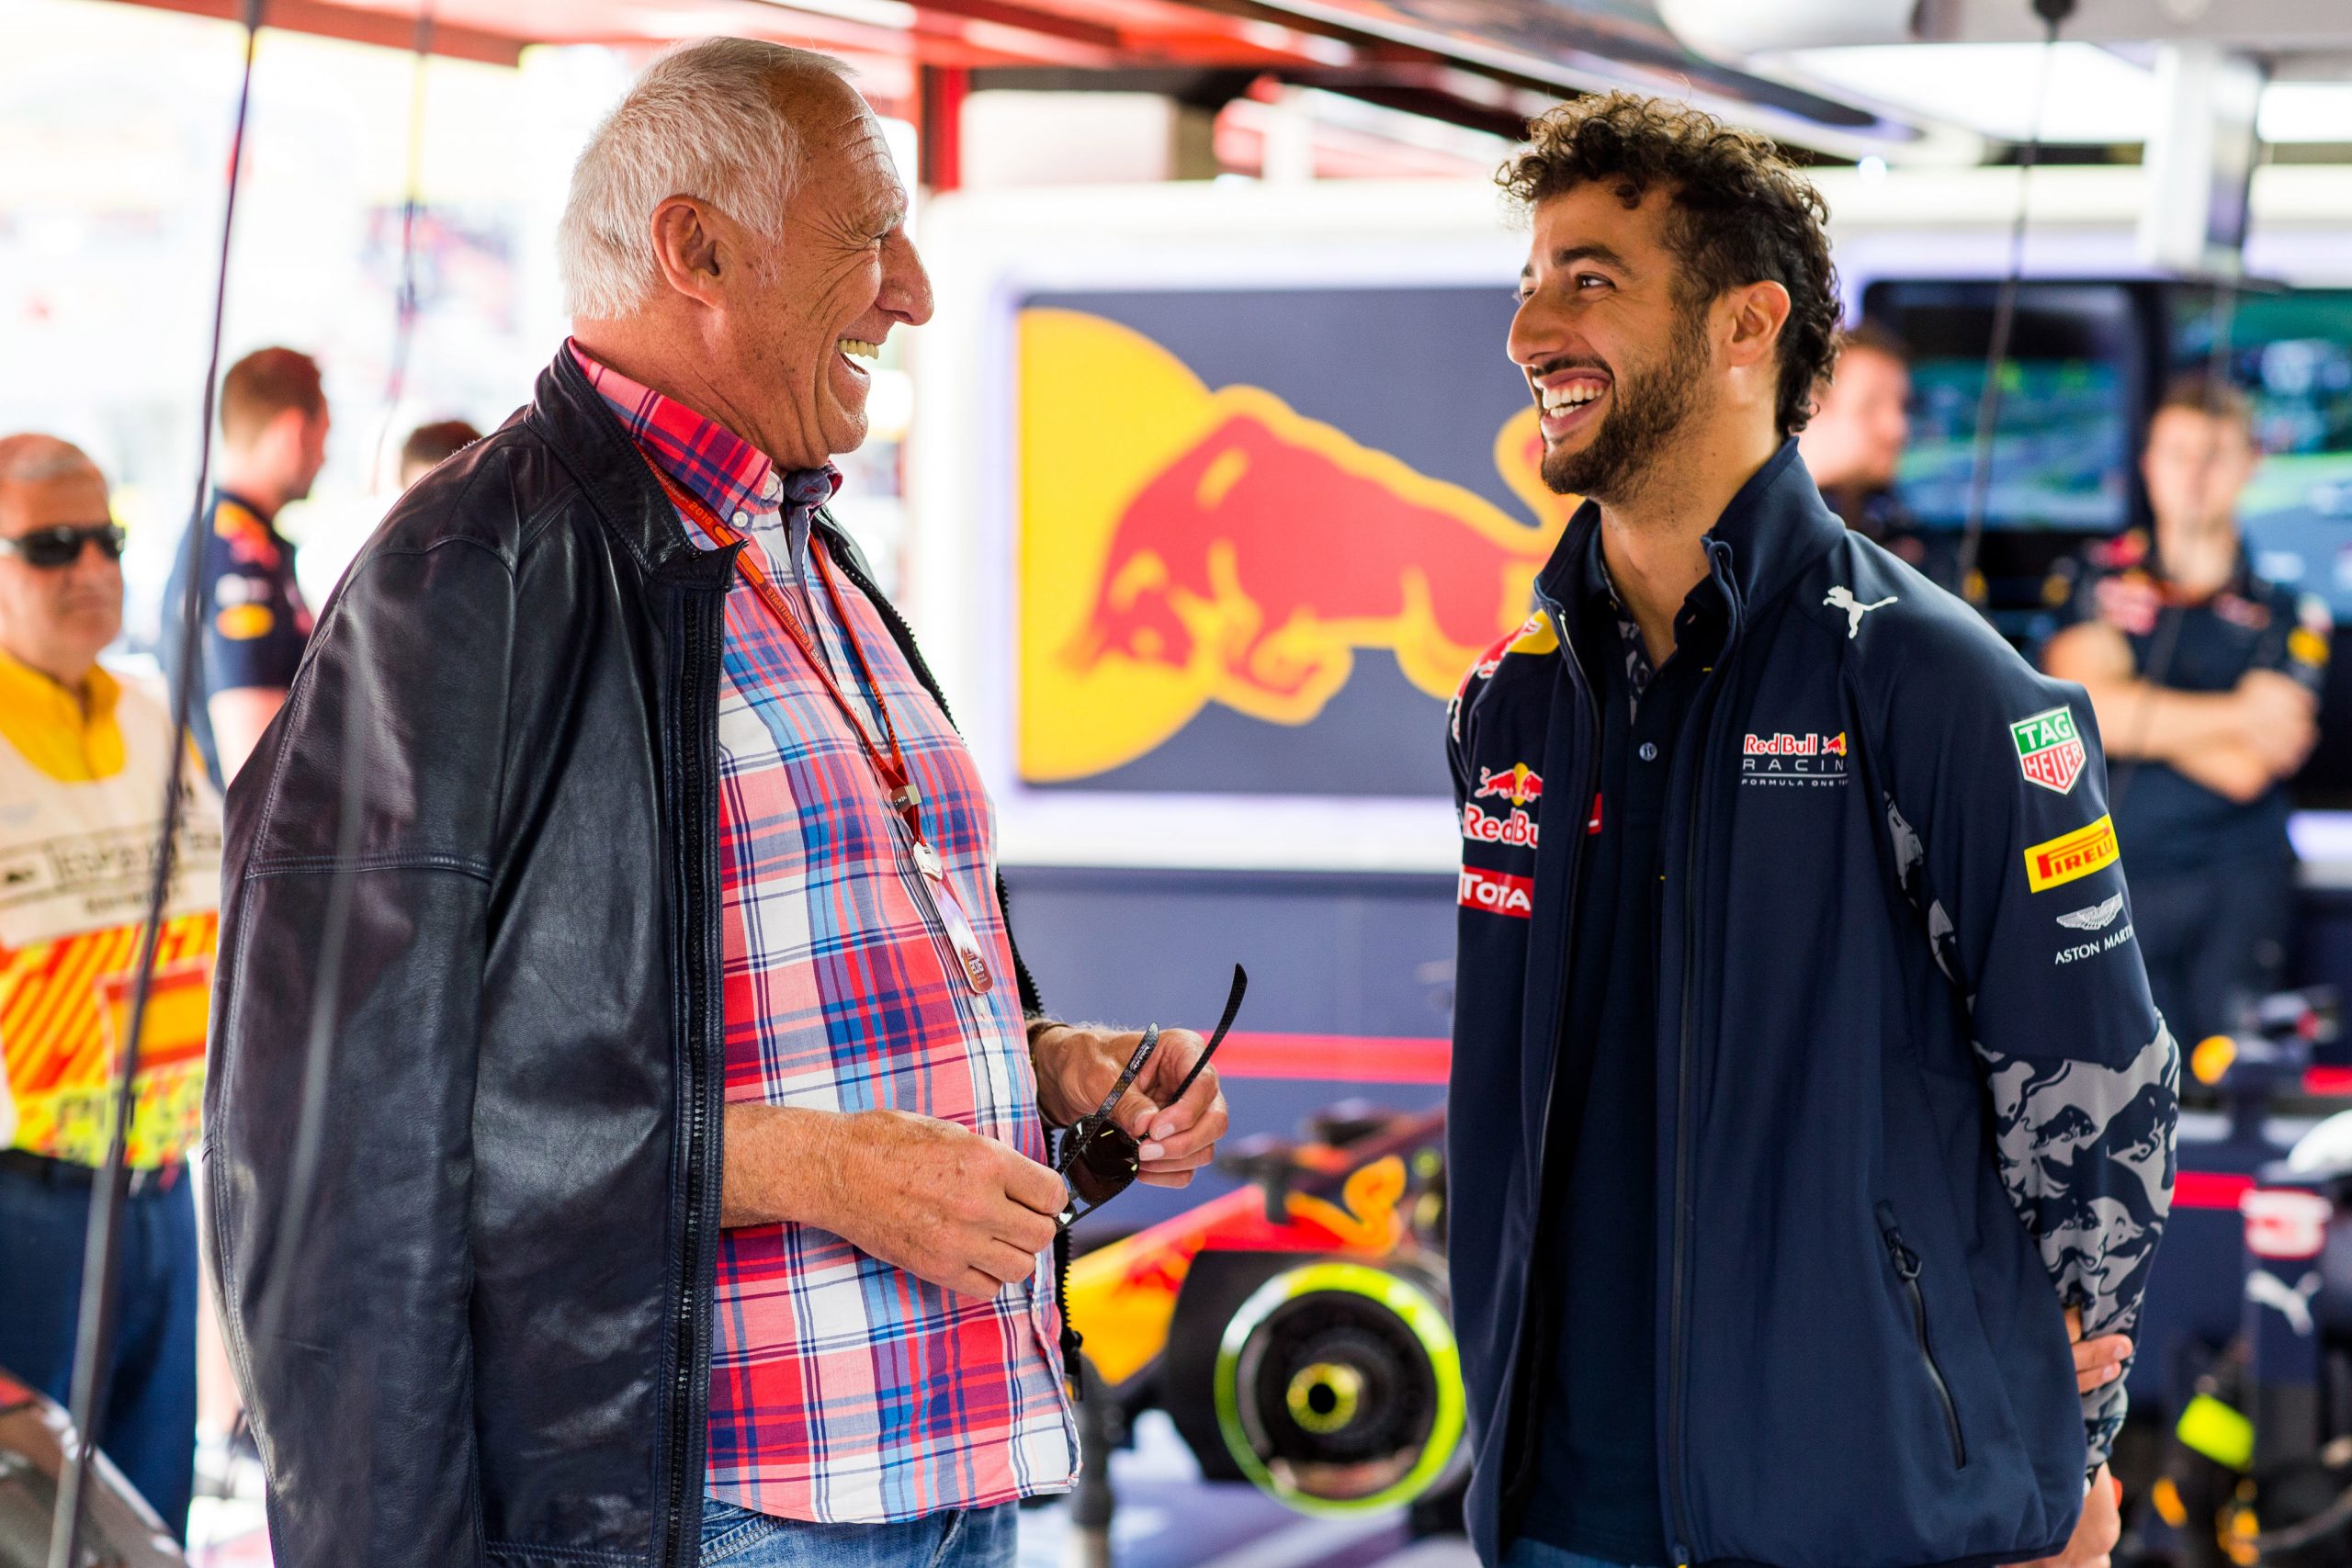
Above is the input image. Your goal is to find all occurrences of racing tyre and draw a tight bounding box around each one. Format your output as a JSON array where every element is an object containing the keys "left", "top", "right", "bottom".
[{"left": 1213, "top": 1261, "right": 1466, "bottom": 1515}]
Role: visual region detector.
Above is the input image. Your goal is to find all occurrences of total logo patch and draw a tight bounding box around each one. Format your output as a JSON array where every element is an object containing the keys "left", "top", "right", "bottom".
[
  {"left": 2010, "top": 706, "right": 2086, "bottom": 795},
  {"left": 1740, "top": 729, "right": 1850, "bottom": 787},
  {"left": 1459, "top": 865, "right": 1533, "bottom": 919},
  {"left": 2024, "top": 814, "right": 2120, "bottom": 894}
]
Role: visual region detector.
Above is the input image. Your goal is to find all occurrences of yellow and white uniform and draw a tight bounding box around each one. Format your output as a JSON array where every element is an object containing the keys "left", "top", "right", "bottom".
[{"left": 0, "top": 651, "right": 221, "bottom": 1168}]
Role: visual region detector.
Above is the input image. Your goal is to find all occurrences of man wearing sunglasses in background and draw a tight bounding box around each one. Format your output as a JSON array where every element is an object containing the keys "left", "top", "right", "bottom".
[{"left": 0, "top": 434, "right": 222, "bottom": 1539}]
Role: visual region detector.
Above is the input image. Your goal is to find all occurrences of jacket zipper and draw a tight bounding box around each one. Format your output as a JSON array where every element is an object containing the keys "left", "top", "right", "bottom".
[
  {"left": 1663, "top": 545, "right": 1737, "bottom": 1568},
  {"left": 1498, "top": 596, "right": 1601, "bottom": 1517},
  {"left": 1877, "top": 1202, "right": 1967, "bottom": 1469},
  {"left": 662, "top": 584, "right": 724, "bottom": 1568}
]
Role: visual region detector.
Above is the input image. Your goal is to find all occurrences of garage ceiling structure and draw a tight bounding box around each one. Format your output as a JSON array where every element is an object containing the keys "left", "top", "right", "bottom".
[{"left": 95, "top": 0, "right": 1923, "bottom": 172}]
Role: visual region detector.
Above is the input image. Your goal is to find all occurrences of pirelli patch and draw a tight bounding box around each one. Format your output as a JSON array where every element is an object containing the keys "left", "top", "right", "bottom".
[{"left": 2025, "top": 815, "right": 2120, "bottom": 894}]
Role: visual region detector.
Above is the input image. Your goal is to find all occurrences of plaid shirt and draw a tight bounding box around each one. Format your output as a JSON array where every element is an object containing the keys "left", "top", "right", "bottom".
[{"left": 574, "top": 345, "right": 1077, "bottom": 1523}]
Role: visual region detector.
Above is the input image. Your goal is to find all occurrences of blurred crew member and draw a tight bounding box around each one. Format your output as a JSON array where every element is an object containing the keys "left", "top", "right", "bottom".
[
  {"left": 397, "top": 418, "right": 481, "bottom": 490},
  {"left": 0, "top": 435, "right": 220, "bottom": 1538},
  {"left": 207, "top": 41, "right": 1227, "bottom": 1568},
  {"left": 1800, "top": 321, "right": 1964, "bottom": 594},
  {"left": 1448, "top": 96, "right": 2173, "bottom": 1568},
  {"left": 2044, "top": 376, "right": 2328, "bottom": 1045},
  {"left": 162, "top": 346, "right": 326, "bottom": 789}
]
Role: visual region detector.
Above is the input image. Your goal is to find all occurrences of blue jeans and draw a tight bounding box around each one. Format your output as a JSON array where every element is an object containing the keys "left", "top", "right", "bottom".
[
  {"left": 700, "top": 1498, "right": 1016, "bottom": 1567},
  {"left": 0, "top": 1157, "right": 198, "bottom": 1539},
  {"left": 1501, "top": 1540, "right": 1658, "bottom": 1568}
]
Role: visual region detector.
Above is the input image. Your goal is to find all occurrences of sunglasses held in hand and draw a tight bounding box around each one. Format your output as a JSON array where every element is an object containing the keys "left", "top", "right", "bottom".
[
  {"left": 0, "top": 523, "right": 126, "bottom": 569},
  {"left": 1055, "top": 964, "right": 1247, "bottom": 1233}
]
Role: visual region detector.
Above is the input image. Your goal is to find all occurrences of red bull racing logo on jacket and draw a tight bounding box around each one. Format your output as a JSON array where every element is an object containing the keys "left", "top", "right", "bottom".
[{"left": 1739, "top": 729, "right": 1850, "bottom": 786}]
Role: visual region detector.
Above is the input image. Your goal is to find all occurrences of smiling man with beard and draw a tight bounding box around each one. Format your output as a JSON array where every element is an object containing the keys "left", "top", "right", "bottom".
[
  {"left": 206, "top": 40, "right": 1227, "bottom": 1568},
  {"left": 1444, "top": 96, "right": 2177, "bottom": 1568}
]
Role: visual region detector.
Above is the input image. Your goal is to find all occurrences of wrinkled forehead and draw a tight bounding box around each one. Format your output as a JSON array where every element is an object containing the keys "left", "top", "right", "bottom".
[{"left": 789, "top": 81, "right": 907, "bottom": 228}]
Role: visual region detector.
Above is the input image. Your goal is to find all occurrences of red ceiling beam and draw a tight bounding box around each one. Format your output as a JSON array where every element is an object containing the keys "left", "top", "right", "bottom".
[{"left": 95, "top": 0, "right": 526, "bottom": 62}]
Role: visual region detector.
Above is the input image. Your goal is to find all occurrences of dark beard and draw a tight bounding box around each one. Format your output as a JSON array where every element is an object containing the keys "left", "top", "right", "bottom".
[{"left": 1539, "top": 307, "right": 1712, "bottom": 502}]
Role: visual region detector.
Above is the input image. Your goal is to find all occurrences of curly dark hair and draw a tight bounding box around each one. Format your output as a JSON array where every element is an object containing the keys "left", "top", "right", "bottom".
[{"left": 1498, "top": 93, "right": 1841, "bottom": 436}]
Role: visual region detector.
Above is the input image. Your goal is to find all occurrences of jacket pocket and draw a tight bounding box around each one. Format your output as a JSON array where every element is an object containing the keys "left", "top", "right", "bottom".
[{"left": 1876, "top": 1200, "right": 1967, "bottom": 1470}]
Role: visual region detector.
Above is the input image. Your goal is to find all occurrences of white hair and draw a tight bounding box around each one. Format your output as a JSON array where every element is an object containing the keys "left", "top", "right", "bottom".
[{"left": 557, "top": 38, "right": 849, "bottom": 321}]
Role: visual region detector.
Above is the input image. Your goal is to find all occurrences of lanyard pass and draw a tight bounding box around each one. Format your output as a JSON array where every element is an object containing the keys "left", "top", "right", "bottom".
[
  {"left": 644, "top": 460, "right": 992, "bottom": 998},
  {"left": 908, "top": 835, "right": 994, "bottom": 994},
  {"left": 888, "top": 779, "right": 987, "bottom": 993}
]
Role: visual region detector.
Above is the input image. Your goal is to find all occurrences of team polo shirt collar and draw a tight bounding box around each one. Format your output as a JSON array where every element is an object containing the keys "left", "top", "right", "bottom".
[
  {"left": 564, "top": 340, "right": 839, "bottom": 538},
  {"left": 1575, "top": 527, "right": 1728, "bottom": 712},
  {"left": 0, "top": 648, "right": 124, "bottom": 784}
]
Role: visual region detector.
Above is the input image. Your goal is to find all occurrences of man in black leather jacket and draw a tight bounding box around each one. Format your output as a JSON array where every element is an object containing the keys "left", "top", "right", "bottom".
[{"left": 204, "top": 39, "right": 1227, "bottom": 1568}]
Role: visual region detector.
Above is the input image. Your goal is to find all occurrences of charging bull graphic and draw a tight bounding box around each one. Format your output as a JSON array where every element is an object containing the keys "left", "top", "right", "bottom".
[{"left": 1019, "top": 306, "right": 1575, "bottom": 783}]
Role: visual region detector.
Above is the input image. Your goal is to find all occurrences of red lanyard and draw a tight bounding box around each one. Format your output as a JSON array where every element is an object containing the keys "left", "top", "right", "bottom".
[{"left": 650, "top": 464, "right": 928, "bottom": 847}]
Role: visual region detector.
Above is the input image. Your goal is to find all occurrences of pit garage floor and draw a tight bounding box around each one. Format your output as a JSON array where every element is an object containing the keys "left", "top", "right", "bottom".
[{"left": 184, "top": 1413, "right": 1479, "bottom": 1568}]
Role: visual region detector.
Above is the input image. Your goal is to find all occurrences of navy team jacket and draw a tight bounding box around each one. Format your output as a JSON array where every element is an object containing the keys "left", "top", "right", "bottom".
[{"left": 1445, "top": 441, "right": 2179, "bottom": 1568}]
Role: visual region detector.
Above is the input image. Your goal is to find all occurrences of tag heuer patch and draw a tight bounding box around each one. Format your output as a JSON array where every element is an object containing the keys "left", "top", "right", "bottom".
[{"left": 2010, "top": 706, "right": 2086, "bottom": 795}]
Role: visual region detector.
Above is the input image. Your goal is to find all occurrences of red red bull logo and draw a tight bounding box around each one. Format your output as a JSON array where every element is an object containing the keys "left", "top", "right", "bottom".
[
  {"left": 1475, "top": 763, "right": 1544, "bottom": 807},
  {"left": 1742, "top": 732, "right": 1846, "bottom": 757},
  {"left": 1017, "top": 310, "right": 1577, "bottom": 783},
  {"left": 1462, "top": 805, "right": 1539, "bottom": 848}
]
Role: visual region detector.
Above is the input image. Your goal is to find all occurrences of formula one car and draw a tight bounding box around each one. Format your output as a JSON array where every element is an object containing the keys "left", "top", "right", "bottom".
[
  {"left": 2108, "top": 990, "right": 2352, "bottom": 1567},
  {"left": 1065, "top": 1100, "right": 1464, "bottom": 1520},
  {"left": 0, "top": 1367, "right": 187, "bottom": 1567}
]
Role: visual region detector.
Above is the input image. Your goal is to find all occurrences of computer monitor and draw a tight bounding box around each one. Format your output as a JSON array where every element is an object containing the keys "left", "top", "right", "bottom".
[{"left": 1860, "top": 279, "right": 2148, "bottom": 534}]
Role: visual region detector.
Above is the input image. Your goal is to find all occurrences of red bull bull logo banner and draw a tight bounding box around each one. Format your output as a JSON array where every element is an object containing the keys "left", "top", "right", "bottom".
[{"left": 1017, "top": 288, "right": 1576, "bottom": 795}]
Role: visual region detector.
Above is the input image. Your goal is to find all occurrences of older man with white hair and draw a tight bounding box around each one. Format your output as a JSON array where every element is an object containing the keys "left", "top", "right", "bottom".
[{"left": 205, "top": 39, "right": 1227, "bottom": 1568}]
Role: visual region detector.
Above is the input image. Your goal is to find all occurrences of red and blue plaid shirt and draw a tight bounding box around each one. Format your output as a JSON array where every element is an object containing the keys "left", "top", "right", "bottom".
[{"left": 574, "top": 344, "right": 1077, "bottom": 1523}]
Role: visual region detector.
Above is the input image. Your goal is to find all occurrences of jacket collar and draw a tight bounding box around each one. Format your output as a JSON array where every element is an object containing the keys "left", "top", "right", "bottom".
[
  {"left": 1536, "top": 437, "right": 1846, "bottom": 624},
  {"left": 526, "top": 347, "right": 734, "bottom": 586}
]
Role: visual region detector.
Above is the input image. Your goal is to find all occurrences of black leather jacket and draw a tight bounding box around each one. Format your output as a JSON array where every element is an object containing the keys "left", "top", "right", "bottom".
[{"left": 205, "top": 350, "right": 1041, "bottom": 1568}]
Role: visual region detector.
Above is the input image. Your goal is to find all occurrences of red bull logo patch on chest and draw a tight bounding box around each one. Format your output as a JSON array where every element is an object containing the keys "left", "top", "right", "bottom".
[
  {"left": 1475, "top": 763, "right": 1544, "bottom": 807},
  {"left": 1739, "top": 730, "right": 1850, "bottom": 787}
]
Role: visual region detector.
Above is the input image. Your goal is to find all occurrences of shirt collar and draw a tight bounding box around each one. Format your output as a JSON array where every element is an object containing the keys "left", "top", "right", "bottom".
[
  {"left": 213, "top": 488, "right": 281, "bottom": 532},
  {"left": 0, "top": 648, "right": 123, "bottom": 783},
  {"left": 566, "top": 340, "right": 840, "bottom": 529}
]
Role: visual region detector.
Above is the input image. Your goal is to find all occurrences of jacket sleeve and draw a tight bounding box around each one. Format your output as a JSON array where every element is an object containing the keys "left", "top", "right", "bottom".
[
  {"left": 1868, "top": 612, "right": 2178, "bottom": 1472},
  {"left": 205, "top": 533, "right": 514, "bottom": 1568}
]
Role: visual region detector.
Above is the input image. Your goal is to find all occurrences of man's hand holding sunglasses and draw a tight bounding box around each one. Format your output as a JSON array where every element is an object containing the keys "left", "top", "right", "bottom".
[{"left": 1029, "top": 1021, "right": 1231, "bottom": 1190}]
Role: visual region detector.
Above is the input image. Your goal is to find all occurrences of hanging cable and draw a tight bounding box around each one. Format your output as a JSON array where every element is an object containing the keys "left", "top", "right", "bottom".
[
  {"left": 370, "top": 1, "right": 439, "bottom": 491},
  {"left": 1951, "top": 0, "right": 2073, "bottom": 603},
  {"left": 48, "top": 1, "right": 267, "bottom": 1563}
]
